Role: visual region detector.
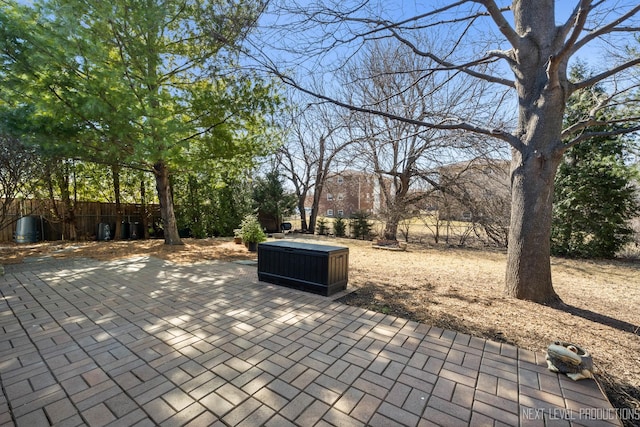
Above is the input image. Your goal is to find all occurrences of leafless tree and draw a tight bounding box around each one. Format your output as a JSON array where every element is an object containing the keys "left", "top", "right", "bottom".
[
  {"left": 256, "top": 0, "right": 640, "bottom": 303},
  {"left": 341, "top": 39, "right": 507, "bottom": 241},
  {"left": 438, "top": 158, "right": 511, "bottom": 247},
  {"left": 277, "top": 94, "right": 352, "bottom": 233}
]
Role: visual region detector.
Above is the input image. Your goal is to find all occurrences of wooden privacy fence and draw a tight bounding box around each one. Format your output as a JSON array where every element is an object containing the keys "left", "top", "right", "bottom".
[{"left": 0, "top": 199, "right": 161, "bottom": 243}]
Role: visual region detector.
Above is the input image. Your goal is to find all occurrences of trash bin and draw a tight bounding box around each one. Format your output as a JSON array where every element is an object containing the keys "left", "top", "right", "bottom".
[
  {"left": 97, "top": 223, "right": 112, "bottom": 241},
  {"left": 14, "top": 216, "right": 41, "bottom": 243},
  {"left": 130, "top": 222, "right": 141, "bottom": 239},
  {"left": 121, "top": 221, "right": 131, "bottom": 240}
]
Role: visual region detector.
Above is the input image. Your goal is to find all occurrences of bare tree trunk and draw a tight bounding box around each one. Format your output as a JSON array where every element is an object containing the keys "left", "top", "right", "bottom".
[
  {"left": 57, "top": 162, "right": 79, "bottom": 241},
  {"left": 140, "top": 178, "right": 149, "bottom": 239},
  {"left": 383, "top": 220, "right": 399, "bottom": 241},
  {"left": 309, "top": 196, "right": 320, "bottom": 233},
  {"left": 308, "top": 135, "right": 329, "bottom": 234},
  {"left": 154, "top": 160, "right": 183, "bottom": 245},
  {"left": 309, "top": 181, "right": 325, "bottom": 234},
  {"left": 112, "top": 165, "right": 122, "bottom": 241},
  {"left": 297, "top": 197, "right": 308, "bottom": 231},
  {"left": 381, "top": 178, "right": 411, "bottom": 241},
  {"left": 502, "top": 1, "right": 568, "bottom": 303},
  {"left": 506, "top": 146, "right": 562, "bottom": 303}
]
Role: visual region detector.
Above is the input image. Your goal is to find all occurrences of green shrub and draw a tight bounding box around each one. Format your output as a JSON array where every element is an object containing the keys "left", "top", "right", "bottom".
[
  {"left": 350, "top": 211, "right": 372, "bottom": 240},
  {"left": 316, "top": 217, "right": 329, "bottom": 235},
  {"left": 333, "top": 217, "right": 346, "bottom": 237},
  {"left": 239, "top": 214, "right": 267, "bottom": 243}
]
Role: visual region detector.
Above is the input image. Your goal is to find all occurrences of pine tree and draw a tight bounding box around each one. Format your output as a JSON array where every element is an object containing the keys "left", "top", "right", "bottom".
[
  {"left": 252, "top": 170, "right": 297, "bottom": 232},
  {"left": 350, "top": 211, "right": 372, "bottom": 240},
  {"left": 552, "top": 67, "right": 639, "bottom": 258},
  {"left": 333, "top": 216, "right": 346, "bottom": 237}
]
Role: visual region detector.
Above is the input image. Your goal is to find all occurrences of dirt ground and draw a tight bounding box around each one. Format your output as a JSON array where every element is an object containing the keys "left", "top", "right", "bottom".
[{"left": 1, "top": 236, "right": 639, "bottom": 424}]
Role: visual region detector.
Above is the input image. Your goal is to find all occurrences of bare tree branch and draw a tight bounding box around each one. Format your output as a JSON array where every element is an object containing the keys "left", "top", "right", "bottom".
[
  {"left": 552, "top": 0, "right": 591, "bottom": 66},
  {"left": 474, "top": 0, "right": 519, "bottom": 48},
  {"left": 563, "top": 115, "right": 640, "bottom": 139},
  {"left": 572, "top": 57, "right": 640, "bottom": 92},
  {"left": 571, "top": 4, "right": 640, "bottom": 54},
  {"left": 267, "top": 64, "right": 521, "bottom": 150},
  {"left": 563, "top": 123, "right": 640, "bottom": 149},
  {"left": 388, "top": 29, "right": 515, "bottom": 88}
]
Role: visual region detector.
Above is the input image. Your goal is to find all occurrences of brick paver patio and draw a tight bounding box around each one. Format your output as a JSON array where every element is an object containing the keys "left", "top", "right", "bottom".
[{"left": 0, "top": 255, "right": 620, "bottom": 426}]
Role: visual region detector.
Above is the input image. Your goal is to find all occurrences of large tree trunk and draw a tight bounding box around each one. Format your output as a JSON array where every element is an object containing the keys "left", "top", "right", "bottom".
[
  {"left": 298, "top": 200, "right": 308, "bottom": 231},
  {"left": 504, "top": 0, "right": 569, "bottom": 303},
  {"left": 505, "top": 147, "right": 562, "bottom": 303},
  {"left": 383, "top": 220, "right": 399, "bottom": 241},
  {"left": 381, "top": 175, "right": 409, "bottom": 241},
  {"left": 296, "top": 189, "right": 308, "bottom": 231},
  {"left": 308, "top": 184, "right": 324, "bottom": 234},
  {"left": 308, "top": 203, "right": 318, "bottom": 234},
  {"left": 153, "top": 160, "right": 183, "bottom": 245},
  {"left": 382, "top": 198, "right": 404, "bottom": 241}
]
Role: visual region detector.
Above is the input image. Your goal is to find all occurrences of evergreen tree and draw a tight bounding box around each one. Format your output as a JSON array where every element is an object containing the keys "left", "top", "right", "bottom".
[
  {"left": 316, "top": 217, "right": 329, "bottom": 236},
  {"left": 0, "top": 0, "right": 280, "bottom": 245},
  {"left": 350, "top": 211, "right": 372, "bottom": 240},
  {"left": 333, "top": 216, "right": 346, "bottom": 237},
  {"left": 552, "top": 67, "right": 639, "bottom": 258},
  {"left": 174, "top": 173, "right": 252, "bottom": 238},
  {"left": 252, "top": 170, "right": 297, "bottom": 232}
]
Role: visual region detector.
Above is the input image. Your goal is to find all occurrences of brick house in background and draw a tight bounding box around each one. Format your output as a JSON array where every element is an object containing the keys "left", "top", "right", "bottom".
[
  {"left": 307, "top": 171, "right": 381, "bottom": 218},
  {"left": 430, "top": 159, "right": 511, "bottom": 221},
  {"left": 306, "top": 161, "right": 510, "bottom": 223}
]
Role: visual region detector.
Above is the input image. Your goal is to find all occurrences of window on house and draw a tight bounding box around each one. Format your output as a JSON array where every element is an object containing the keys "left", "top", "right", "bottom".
[
  {"left": 337, "top": 210, "right": 344, "bottom": 216},
  {"left": 337, "top": 193, "right": 344, "bottom": 201},
  {"left": 327, "top": 193, "right": 333, "bottom": 201},
  {"left": 327, "top": 209, "right": 334, "bottom": 217},
  {"left": 337, "top": 176, "right": 344, "bottom": 184}
]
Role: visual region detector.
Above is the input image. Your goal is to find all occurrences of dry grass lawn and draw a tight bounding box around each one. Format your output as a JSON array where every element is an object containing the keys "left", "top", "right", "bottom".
[{"left": 1, "top": 236, "right": 638, "bottom": 423}]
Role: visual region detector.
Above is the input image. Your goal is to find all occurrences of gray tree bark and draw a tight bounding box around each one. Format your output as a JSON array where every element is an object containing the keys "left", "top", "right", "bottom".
[
  {"left": 154, "top": 160, "right": 183, "bottom": 245},
  {"left": 504, "top": 0, "right": 568, "bottom": 303}
]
